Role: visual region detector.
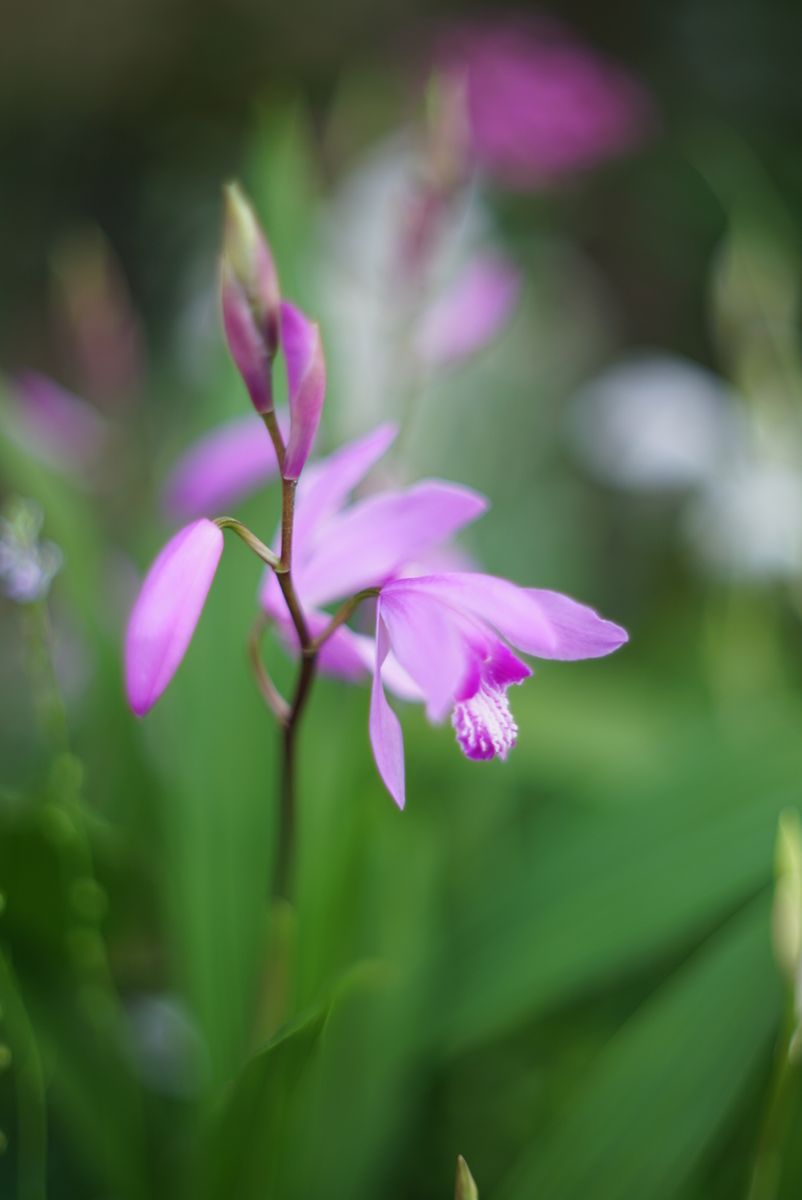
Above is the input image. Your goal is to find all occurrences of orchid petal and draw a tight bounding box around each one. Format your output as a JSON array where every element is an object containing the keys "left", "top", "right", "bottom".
[
  {"left": 125, "top": 519, "right": 224, "bottom": 716},
  {"left": 162, "top": 415, "right": 279, "bottom": 520},
  {"left": 383, "top": 573, "right": 628, "bottom": 660},
  {"left": 415, "top": 254, "right": 521, "bottom": 367},
  {"left": 298, "top": 481, "right": 488, "bottom": 608},
  {"left": 281, "top": 301, "right": 326, "bottom": 480},
  {"left": 294, "top": 423, "right": 397, "bottom": 549},
  {"left": 369, "top": 611, "right": 406, "bottom": 808},
  {"left": 379, "top": 588, "right": 467, "bottom": 721}
]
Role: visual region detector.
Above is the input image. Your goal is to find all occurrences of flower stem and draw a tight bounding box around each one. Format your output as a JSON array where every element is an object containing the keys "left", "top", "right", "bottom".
[
  {"left": 310, "top": 588, "right": 379, "bottom": 653},
  {"left": 214, "top": 517, "right": 280, "bottom": 570},
  {"left": 247, "top": 613, "right": 290, "bottom": 726},
  {"left": 253, "top": 411, "right": 317, "bottom": 899},
  {"left": 262, "top": 409, "right": 286, "bottom": 474}
]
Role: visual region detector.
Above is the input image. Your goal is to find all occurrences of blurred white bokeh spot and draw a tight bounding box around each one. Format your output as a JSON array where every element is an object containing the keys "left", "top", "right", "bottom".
[
  {"left": 568, "top": 353, "right": 739, "bottom": 490},
  {"left": 686, "top": 460, "right": 802, "bottom": 581}
]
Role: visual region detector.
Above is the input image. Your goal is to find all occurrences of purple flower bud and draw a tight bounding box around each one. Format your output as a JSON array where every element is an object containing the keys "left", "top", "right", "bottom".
[
  {"left": 222, "top": 183, "right": 281, "bottom": 356},
  {"left": 124, "top": 519, "right": 224, "bottom": 716},
  {"left": 280, "top": 301, "right": 326, "bottom": 481},
  {"left": 220, "top": 259, "right": 272, "bottom": 413}
]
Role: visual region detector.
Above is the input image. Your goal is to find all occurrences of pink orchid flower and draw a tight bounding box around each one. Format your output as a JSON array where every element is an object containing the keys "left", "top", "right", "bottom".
[
  {"left": 260, "top": 423, "right": 487, "bottom": 691},
  {"left": 126, "top": 424, "right": 485, "bottom": 717},
  {"left": 371, "top": 574, "right": 628, "bottom": 808}
]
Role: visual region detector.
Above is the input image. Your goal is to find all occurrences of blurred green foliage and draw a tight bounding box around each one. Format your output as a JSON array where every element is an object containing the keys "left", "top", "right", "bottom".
[{"left": 3, "top": 21, "right": 802, "bottom": 1200}]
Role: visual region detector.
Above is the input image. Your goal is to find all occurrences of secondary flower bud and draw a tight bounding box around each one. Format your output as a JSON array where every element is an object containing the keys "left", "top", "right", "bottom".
[
  {"left": 222, "top": 182, "right": 281, "bottom": 356},
  {"left": 280, "top": 301, "right": 326, "bottom": 481},
  {"left": 125, "top": 519, "right": 224, "bottom": 716},
  {"left": 220, "top": 258, "right": 272, "bottom": 413}
]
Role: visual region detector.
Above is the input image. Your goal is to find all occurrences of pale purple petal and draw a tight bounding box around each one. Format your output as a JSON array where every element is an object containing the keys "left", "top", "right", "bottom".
[
  {"left": 294, "top": 423, "right": 397, "bottom": 549},
  {"left": 369, "top": 612, "right": 406, "bottom": 809},
  {"left": 125, "top": 519, "right": 224, "bottom": 716},
  {"left": 162, "top": 415, "right": 280, "bottom": 520},
  {"left": 297, "top": 481, "right": 488, "bottom": 608},
  {"left": 11, "top": 372, "right": 108, "bottom": 470},
  {"left": 415, "top": 254, "right": 521, "bottom": 367},
  {"left": 379, "top": 588, "right": 468, "bottom": 721},
  {"left": 221, "top": 260, "right": 271, "bottom": 413},
  {"left": 344, "top": 627, "right": 423, "bottom": 701},
  {"left": 281, "top": 301, "right": 326, "bottom": 480},
  {"left": 383, "top": 573, "right": 628, "bottom": 660}
]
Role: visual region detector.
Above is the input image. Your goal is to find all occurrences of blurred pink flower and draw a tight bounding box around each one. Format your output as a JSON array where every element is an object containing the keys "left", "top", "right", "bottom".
[
  {"left": 415, "top": 253, "right": 521, "bottom": 367},
  {"left": 436, "top": 18, "right": 653, "bottom": 189},
  {"left": 53, "top": 228, "right": 145, "bottom": 406},
  {"left": 10, "top": 371, "right": 109, "bottom": 471},
  {"left": 372, "top": 574, "right": 629, "bottom": 807},
  {"left": 163, "top": 414, "right": 280, "bottom": 521}
]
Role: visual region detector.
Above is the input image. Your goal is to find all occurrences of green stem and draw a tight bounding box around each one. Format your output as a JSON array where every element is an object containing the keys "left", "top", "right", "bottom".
[
  {"left": 261, "top": 410, "right": 286, "bottom": 475},
  {"left": 248, "top": 614, "right": 290, "bottom": 727},
  {"left": 215, "top": 517, "right": 280, "bottom": 570},
  {"left": 309, "top": 588, "right": 379, "bottom": 654},
  {"left": 23, "top": 603, "right": 68, "bottom": 754}
]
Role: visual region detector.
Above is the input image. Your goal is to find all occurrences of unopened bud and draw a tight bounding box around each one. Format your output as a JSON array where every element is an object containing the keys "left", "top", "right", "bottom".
[
  {"left": 455, "top": 1155, "right": 478, "bottom": 1200},
  {"left": 280, "top": 301, "right": 326, "bottom": 481},
  {"left": 222, "top": 183, "right": 281, "bottom": 357},
  {"left": 220, "top": 258, "right": 272, "bottom": 413}
]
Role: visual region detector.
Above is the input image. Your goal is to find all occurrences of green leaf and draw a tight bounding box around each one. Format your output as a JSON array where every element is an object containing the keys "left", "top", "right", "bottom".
[
  {"left": 437, "top": 738, "right": 789, "bottom": 1054},
  {"left": 499, "top": 893, "right": 779, "bottom": 1200}
]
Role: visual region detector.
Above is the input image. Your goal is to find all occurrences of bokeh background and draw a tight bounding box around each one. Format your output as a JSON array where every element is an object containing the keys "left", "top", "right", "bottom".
[{"left": 2, "top": 0, "right": 802, "bottom": 1197}]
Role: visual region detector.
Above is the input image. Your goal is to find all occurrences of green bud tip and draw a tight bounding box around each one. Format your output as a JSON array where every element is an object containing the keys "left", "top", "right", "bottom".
[{"left": 455, "top": 1155, "right": 478, "bottom": 1200}]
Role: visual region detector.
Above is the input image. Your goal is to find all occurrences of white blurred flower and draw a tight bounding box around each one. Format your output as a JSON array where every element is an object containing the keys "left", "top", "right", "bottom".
[
  {"left": 685, "top": 457, "right": 802, "bottom": 581},
  {"left": 125, "top": 993, "right": 207, "bottom": 1098},
  {"left": 0, "top": 499, "right": 63, "bottom": 604},
  {"left": 569, "top": 351, "right": 802, "bottom": 583},
  {"left": 568, "top": 353, "right": 740, "bottom": 490},
  {"left": 316, "top": 133, "right": 508, "bottom": 437}
]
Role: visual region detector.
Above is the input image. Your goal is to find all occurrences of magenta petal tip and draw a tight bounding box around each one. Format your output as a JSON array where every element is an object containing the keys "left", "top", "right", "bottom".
[{"left": 125, "top": 519, "right": 224, "bottom": 716}]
